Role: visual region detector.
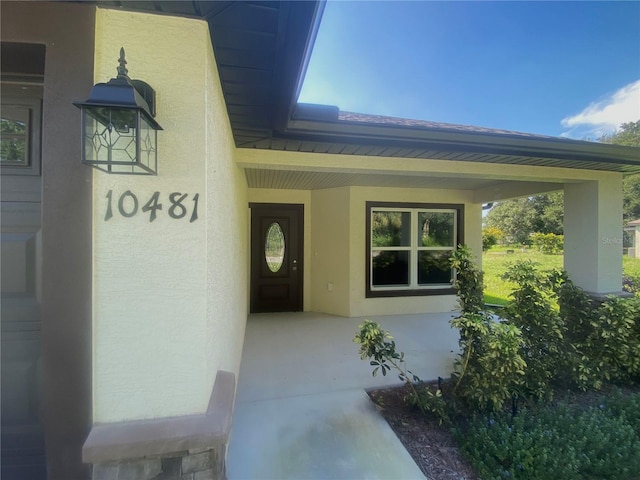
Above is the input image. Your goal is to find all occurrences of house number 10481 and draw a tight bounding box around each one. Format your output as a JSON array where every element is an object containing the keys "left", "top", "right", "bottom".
[{"left": 105, "top": 190, "right": 199, "bottom": 223}]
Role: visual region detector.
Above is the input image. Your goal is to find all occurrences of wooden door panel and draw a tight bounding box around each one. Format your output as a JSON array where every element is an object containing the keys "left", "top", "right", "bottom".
[{"left": 250, "top": 204, "right": 303, "bottom": 313}]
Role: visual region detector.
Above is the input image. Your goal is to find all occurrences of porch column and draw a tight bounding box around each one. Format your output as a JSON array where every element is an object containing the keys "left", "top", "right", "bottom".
[{"left": 564, "top": 174, "right": 623, "bottom": 293}]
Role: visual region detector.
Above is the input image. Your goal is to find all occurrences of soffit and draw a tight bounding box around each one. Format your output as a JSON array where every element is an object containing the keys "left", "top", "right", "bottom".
[
  {"left": 93, "top": 0, "right": 318, "bottom": 142},
  {"left": 244, "top": 169, "right": 502, "bottom": 190}
]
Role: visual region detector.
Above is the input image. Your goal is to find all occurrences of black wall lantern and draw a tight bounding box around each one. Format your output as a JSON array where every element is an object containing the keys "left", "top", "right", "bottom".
[{"left": 74, "top": 48, "right": 162, "bottom": 175}]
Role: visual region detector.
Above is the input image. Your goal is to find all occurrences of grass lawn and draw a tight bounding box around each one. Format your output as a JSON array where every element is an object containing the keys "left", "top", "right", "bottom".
[{"left": 483, "top": 247, "right": 640, "bottom": 305}]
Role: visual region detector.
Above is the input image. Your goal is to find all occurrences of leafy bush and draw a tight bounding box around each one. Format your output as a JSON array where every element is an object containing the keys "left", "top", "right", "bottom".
[
  {"left": 607, "top": 389, "right": 640, "bottom": 436},
  {"left": 502, "top": 261, "right": 564, "bottom": 400},
  {"left": 483, "top": 227, "right": 504, "bottom": 251},
  {"left": 450, "top": 245, "right": 485, "bottom": 314},
  {"left": 531, "top": 232, "right": 563, "bottom": 254},
  {"left": 451, "top": 312, "right": 526, "bottom": 411},
  {"left": 592, "top": 297, "right": 640, "bottom": 382},
  {"left": 449, "top": 247, "right": 527, "bottom": 411},
  {"left": 354, "top": 320, "right": 416, "bottom": 381},
  {"left": 354, "top": 320, "right": 428, "bottom": 413},
  {"left": 551, "top": 271, "right": 640, "bottom": 388},
  {"left": 456, "top": 392, "right": 640, "bottom": 480},
  {"left": 354, "top": 320, "right": 452, "bottom": 421},
  {"left": 623, "top": 274, "right": 640, "bottom": 294}
]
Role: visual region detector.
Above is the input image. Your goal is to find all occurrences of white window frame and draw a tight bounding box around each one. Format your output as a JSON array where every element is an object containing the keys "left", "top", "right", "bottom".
[{"left": 366, "top": 202, "right": 463, "bottom": 297}]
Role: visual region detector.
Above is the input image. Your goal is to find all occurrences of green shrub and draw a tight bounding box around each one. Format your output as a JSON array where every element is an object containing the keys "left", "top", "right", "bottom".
[
  {"left": 451, "top": 312, "right": 526, "bottom": 412},
  {"left": 353, "top": 320, "right": 429, "bottom": 412},
  {"left": 354, "top": 320, "right": 453, "bottom": 422},
  {"left": 483, "top": 227, "right": 504, "bottom": 251},
  {"left": 450, "top": 245, "right": 485, "bottom": 314},
  {"left": 551, "top": 271, "right": 640, "bottom": 388},
  {"left": 456, "top": 392, "right": 640, "bottom": 479},
  {"left": 502, "top": 261, "right": 564, "bottom": 400},
  {"left": 531, "top": 232, "right": 563, "bottom": 255},
  {"left": 547, "top": 270, "right": 598, "bottom": 389},
  {"left": 449, "top": 247, "right": 527, "bottom": 411},
  {"left": 607, "top": 389, "right": 640, "bottom": 436},
  {"left": 593, "top": 297, "right": 640, "bottom": 382}
]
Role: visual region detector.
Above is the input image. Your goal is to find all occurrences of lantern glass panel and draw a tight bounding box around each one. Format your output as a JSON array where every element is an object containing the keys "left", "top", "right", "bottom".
[
  {"left": 82, "top": 107, "right": 157, "bottom": 174},
  {"left": 139, "top": 114, "right": 157, "bottom": 174},
  {"left": 83, "top": 107, "right": 137, "bottom": 166}
]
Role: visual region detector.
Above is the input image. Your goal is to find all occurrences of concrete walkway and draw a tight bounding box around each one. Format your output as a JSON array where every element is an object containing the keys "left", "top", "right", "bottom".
[{"left": 227, "top": 312, "right": 461, "bottom": 480}]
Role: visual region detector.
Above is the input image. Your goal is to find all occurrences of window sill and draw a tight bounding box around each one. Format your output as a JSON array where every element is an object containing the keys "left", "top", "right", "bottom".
[{"left": 366, "top": 287, "right": 456, "bottom": 298}]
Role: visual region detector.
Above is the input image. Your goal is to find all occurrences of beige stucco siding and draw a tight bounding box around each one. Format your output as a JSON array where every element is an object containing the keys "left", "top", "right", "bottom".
[
  {"left": 311, "top": 187, "right": 352, "bottom": 315},
  {"left": 564, "top": 174, "right": 623, "bottom": 293},
  {"left": 93, "top": 9, "right": 247, "bottom": 423}
]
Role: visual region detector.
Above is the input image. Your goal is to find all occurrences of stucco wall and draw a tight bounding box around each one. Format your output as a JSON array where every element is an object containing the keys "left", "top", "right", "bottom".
[
  {"left": 310, "top": 187, "right": 351, "bottom": 315},
  {"left": 564, "top": 174, "right": 623, "bottom": 293},
  {"left": 93, "top": 9, "right": 247, "bottom": 422}
]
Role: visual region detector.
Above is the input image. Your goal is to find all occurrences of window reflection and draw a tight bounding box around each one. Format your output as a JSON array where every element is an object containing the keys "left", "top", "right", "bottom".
[{"left": 265, "top": 222, "right": 285, "bottom": 272}]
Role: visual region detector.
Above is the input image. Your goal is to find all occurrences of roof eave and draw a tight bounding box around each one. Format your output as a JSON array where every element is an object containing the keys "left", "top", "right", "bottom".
[{"left": 282, "top": 118, "right": 640, "bottom": 168}]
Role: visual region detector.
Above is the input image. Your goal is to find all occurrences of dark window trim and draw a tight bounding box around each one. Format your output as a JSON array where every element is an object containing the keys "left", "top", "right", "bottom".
[
  {"left": 365, "top": 201, "right": 464, "bottom": 298},
  {"left": 1, "top": 42, "right": 45, "bottom": 176}
]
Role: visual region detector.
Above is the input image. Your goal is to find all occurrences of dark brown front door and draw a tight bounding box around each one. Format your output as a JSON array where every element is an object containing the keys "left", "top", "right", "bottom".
[
  {"left": 249, "top": 203, "right": 304, "bottom": 313},
  {"left": 250, "top": 203, "right": 303, "bottom": 313}
]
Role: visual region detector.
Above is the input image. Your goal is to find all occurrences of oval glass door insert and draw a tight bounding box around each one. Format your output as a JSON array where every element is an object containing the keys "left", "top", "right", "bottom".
[{"left": 265, "top": 222, "right": 285, "bottom": 272}]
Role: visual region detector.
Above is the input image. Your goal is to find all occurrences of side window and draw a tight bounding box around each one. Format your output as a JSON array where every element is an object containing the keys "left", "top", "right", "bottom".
[
  {"left": 366, "top": 202, "right": 464, "bottom": 298},
  {"left": 1, "top": 95, "right": 42, "bottom": 175},
  {"left": 1, "top": 42, "right": 45, "bottom": 176}
]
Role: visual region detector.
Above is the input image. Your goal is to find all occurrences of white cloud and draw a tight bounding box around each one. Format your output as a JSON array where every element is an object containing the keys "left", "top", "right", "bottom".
[{"left": 561, "top": 80, "right": 640, "bottom": 140}]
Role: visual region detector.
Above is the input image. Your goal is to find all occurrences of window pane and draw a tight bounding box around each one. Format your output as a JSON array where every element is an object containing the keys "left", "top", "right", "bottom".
[
  {"left": 418, "top": 212, "right": 454, "bottom": 247},
  {"left": 372, "top": 211, "right": 411, "bottom": 247},
  {"left": 1, "top": 106, "right": 29, "bottom": 165},
  {"left": 418, "top": 251, "right": 452, "bottom": 285},
  {"left": 372, "top": 250, "right": 409, "bottom": 286},
  {"left": 265, "top": 222, "right": 285, "bottom": 272},
  {"left": 0, "top": 136, "right": 26, "bottom": 164},
  {"left": 84, "top": 107, "right": 138, "bottom": 165}
]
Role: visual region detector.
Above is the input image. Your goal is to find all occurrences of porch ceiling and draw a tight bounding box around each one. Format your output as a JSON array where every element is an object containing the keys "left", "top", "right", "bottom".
[
  {"left": 244, "top": 168, "right": 499, "bottom": 190},
  {"left": 243, "top": 168, "right": 566, "bottom": 198},
  {"left": 93, "top": 1, "right": 640, "bottom": 174}
]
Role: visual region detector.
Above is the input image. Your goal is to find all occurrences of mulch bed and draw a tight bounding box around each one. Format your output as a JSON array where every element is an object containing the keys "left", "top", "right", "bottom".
[
  {"left": 369, "top": 383, "right": 640, "bottom": 480},
  {"left": 368, "top": 385, "right": 478, "bottom": 480}
]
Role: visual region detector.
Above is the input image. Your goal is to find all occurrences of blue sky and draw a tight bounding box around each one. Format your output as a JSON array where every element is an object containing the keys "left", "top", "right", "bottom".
[{"left": 298, "top": 1, "right": 640, "bottom": 140}]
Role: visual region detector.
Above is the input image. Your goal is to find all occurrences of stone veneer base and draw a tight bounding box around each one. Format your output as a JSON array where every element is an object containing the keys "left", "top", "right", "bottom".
[{"left": 83, "top": 370, "right": 235, "bottom": 480}]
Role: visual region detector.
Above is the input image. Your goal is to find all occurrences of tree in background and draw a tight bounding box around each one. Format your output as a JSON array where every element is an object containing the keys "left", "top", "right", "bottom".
[
  {"left": 601, "top": 120, "right": 640, "bottom": 148},
  {"left": 482, "top": 227, "right": 504, "bottom": 251},
  {"left": 484, "top": 198, "right": 537, "bottom": 244},
  {"left": 531, "top": 192, "right": 564, "bottom": 235},
  {"left": 484, "top": 194, "right": 563, "bottom": 244},
  {"left": 485, "top": 120, "right": 640, "bottom": 240},
  {"left": 602, "top": 121, "right": 640, "bottom": 222}
]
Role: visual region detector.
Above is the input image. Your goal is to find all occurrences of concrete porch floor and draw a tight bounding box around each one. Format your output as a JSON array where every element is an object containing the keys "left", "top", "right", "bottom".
[{"left": 227, "top": 312, "right": 461, "bottom": 480}]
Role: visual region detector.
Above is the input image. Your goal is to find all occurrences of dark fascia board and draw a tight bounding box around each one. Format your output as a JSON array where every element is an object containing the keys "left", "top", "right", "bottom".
[
  {"left": 290, "top": 1, "right": 326, "bottom": 109},
  {"left": 272, "top": 0, "right": 325, "bottom": 132},
  {"left": 282, "top": 117, "right": 640, "bottom": 168}
]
